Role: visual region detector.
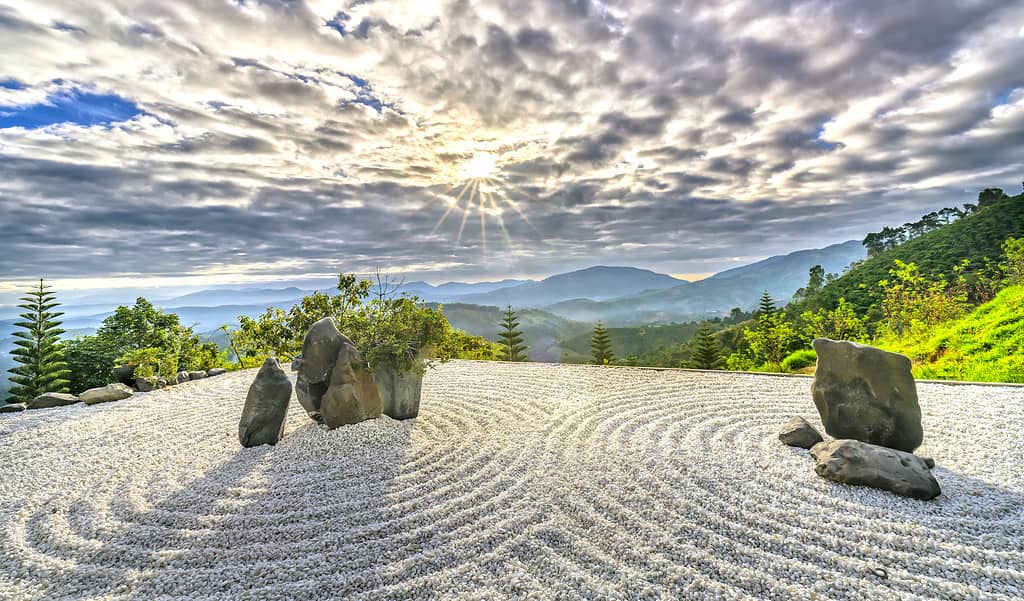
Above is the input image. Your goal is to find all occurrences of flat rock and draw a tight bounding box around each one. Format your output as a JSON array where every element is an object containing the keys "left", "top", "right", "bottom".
[
  {"left": 27, "top": 392, "right": 80, "bottom": 409},
  {"left": 0, "top": 403, "right": 26, "bottom": 413},
  {"left": 238, "top": 358, "right": 293, "bottom": 447},
  {"left": 188, "top": 370, "right": 208, "bottom": 380},
  {"left": 778, "top": 415, "right": 823, "bottom": 449},
  {"left": 810, "top": 439, "right": 940, "bottom": 500},
  {"left": 207, "top": 368, "right": 227, "bottom": 377},
  {"left": 811, "top": 338, "right": 923, "bottom": 452},
  {"left": 81, "top": 383, "right": 134, "bottom": 405},
  {"left": 320, "top": 340, "right": 382, "bottom": 428}
]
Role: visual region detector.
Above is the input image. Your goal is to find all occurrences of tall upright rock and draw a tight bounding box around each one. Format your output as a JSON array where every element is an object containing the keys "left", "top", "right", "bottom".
[
  {"left": 320, "top": 340, "right": 383, "bottom": 428},
  {"left": 295, "top": 317, "right": 346, "bottom": 422},
  {"left": 239, "top": 358, "right": 293, "bottom": 447},
  {"left": 811, "top": 338, "right": 923, "bottom": 452}
]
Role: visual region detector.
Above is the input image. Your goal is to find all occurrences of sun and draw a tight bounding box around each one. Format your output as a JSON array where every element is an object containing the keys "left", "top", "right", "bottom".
[{"left": 458, "top": 153, "right": 497, "bottom": 180}]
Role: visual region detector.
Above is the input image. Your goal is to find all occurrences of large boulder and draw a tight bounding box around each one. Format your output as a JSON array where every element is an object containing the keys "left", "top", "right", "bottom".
[
  {"left": 778, "top": 416, "right": 823, "bottom": 449},
  {"left": 112, "top": 364, "right": 136, "bottom": 386},
  {"left": 374, "top": 367, "right": 424, "bottom": 420},
  {"left": 0, "top": 403, "right": 26, "bottom": 413},
  {"left": 296, "top": 317, "right": 347, "bottom": 421},
  {"left": 811, "top": 339, "right": 923, "bottom": 452},
  {"left": 810, "top": 439, "right": 940, "bottom": 500},
  {"left": 320, "top": 341, "right": 383, "bottom": 428},
  {"left": 238, "top": 358, "right": 293, "bottom": 447},
  {"left": 80, "top": 383, "right": 134, "bottom": 405},
  {"left": 27, "top": 392, "right": 80, "bottom": 409}
]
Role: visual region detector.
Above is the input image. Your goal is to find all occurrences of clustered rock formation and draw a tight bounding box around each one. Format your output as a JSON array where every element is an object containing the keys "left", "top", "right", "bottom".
[
  {"left": 779, "top": 338, "right": 941, "bottom": 500},
  {"left": 238, "top": 316, "right": 422, "bottom": 448}
]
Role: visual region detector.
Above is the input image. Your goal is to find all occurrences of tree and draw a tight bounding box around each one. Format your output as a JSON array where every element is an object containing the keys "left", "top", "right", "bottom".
[
  {"left": 978, "top": 188, "right": 1008, "bottom": 209},
  {"left": 757, "top": 291, "right": 776, "bottom": 315},
  {"left": 498, "top": 305, "right": 528, "bottom": 362},
  {"left": 1003, "top": 236, "right": 1024, "bottom": 286},
  {"left": 794, "top": 265, "right": 826, "bottom": 307},
  {"left": 689, "top": 323, "right": 723, "bottom": 369},
  {"left": 7, "top": 279, "right": 70, "bottom": 403},
  {"left": 590, "top": 321, "right": 614, "bottom": 365}
]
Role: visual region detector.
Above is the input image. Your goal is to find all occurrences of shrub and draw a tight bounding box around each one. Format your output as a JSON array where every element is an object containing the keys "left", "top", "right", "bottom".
[{"left": 781, "top": 349, "right": 817, "bottom": 372}]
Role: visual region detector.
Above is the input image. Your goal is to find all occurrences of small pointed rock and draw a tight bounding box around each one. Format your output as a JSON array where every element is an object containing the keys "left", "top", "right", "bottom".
[
  {"left": 778, "top": 416, "right": 823, "bottom": 449},
  {"left": 239, "top": 358, "right": 293, "bottom": 447}
]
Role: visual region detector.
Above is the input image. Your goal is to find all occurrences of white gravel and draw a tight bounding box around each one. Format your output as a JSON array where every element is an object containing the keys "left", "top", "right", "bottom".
[{"left": 0, "top": 361, "right": 1022, "bottom": 600}]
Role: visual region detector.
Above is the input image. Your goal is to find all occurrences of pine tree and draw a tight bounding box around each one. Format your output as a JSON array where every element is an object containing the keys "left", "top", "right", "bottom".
[
  {"left": 757, "top": 291, "right": 776, "bottom": 315},
  {"left": 590, "top": 321, "right": 614, "bottom": 365},
  {"left": 689, "top": 323, "right": 723, "bottom": 369},
  {"left": 8, "top": 279, "right": 69, "bottom": 403},
  {"left": 498, "top": 305, "right": 528, "bottom": 362}
]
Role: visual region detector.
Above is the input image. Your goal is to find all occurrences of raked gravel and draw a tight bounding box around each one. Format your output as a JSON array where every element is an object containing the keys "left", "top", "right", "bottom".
[{"left": 0, "top": 361, "right": 1022, "bottom": 600}]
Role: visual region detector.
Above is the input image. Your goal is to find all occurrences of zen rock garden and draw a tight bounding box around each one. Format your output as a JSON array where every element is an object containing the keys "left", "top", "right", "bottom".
[
  {"left": 779, "top": 338, "right": 942, "bottom": 500},
  {"left": 238, "top": 317, "right": 423, "bottom": 447}
]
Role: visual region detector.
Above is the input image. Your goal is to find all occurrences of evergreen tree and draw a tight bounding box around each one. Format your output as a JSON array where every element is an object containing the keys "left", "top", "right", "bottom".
[
  {"left": 590, "top": 321, "right": 614, "bottom": 365},
  {"left": 8, "top": 279, "right": 69, "bottom": 403},
  {"left": 498, "top": 305, "right": 528, "bottom": 361},
  {"left": 757, "top": 291, "right": 776, "bottom": 315},
  {"left": 689, "top": 323, "right": 723, "bottom": 369}
]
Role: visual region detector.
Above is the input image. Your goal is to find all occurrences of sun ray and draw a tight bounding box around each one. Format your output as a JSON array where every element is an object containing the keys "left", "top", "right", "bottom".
[
  {"left": 433, "top": 180, "right": 473, "bottom": 235},
  {"left": 488, "top": 179, "right": 540, "bottom": 234},
  {"left": 454, "top": 179, "right": 478, "bottom": 249},
  {"left": 477, "top": 180, "right": 487, "bottom": 254}
]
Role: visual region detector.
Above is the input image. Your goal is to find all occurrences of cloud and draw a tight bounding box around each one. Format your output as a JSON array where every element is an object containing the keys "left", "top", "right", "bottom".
[{"left": 1, "top": 0, "right": 1023, "bottom": 288}]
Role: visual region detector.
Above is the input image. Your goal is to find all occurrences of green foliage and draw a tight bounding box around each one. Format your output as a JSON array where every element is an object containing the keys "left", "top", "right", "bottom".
[
  {"left": 64, "top": 334, "right": 119, "bottom": 393},
  {"left": 877, "top": 285, "right": 1024, "bottom": 383},
  {"left": 440, "top": 329, "right": 504, "bottom": 360},
  {"left": 781, "top": 349, "right": 817, "bottom": 372},
  {"left": 1003, "top": 237, "right": 1024, "bottom": 286},
  {"left": 115, "top": 347, "right": 177, "bottom": 380},
  {"left": 757, "top": 291, "right": 775, "bottom": 315},
  {"left": 7, "top": 279, "right": 69, "bottom": 403},
  {"left": 498, "top": 305, "right": 528, "bottom": 362},
  {"left": 688, "top": 323, "right": 723, "bottom": 369},
  {"left": 878, "top": 260, "right": 968, "bottom": 338},
  {"left": 590, "top": 321, "right": 614, "bottom": 365},
  {"left": 797, "top": 298, "right": 869, "bottom": 343}
]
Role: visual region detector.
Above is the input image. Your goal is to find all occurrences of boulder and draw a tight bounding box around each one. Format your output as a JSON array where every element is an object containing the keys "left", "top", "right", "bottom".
[
  {"left": 80, "top": 383, "right": 134, "bottom": 405},
  {"left": 176, "top": 371, "right": 190, "bottom": 384},
  {"left": 810, "top": 439, "right": 940, "bottom": 500},
  {"left": 112, "top": 364, "right": 136, "bottom": 386},
  {"left": 135, "top": 377, "right": 156, "bottom": 392},
  {"left": 238, "top": 358, "right": 293, "bottom": 447},
  {"left": 295, "top": 375, "right": 327, "bottom": 423},
  {"left": 778, "top": 416, "right": 823, "bottom": 449},
  {"left": 27, "top": 392, "right": 80, "bottom": 409},
  {"left": 811, "top": 339, "right": 923, "bottom": 452},
  {"left": 207, "top": 368, "right": 227, "bottom": 377},
  {"left": 188, "top": 370, "right": 207, "bottom": 381},
  {"left": 1, "top": 403, "right": 26, "bottom": 413},
  {"left": 320, "top": 341, "right": 383, "bottom": 428},
  {"left": 296, "top": 318, "right": 346, "bottom": 420},
  {"left": 374, "top": 367, "right": 424, "bottom": 420}
]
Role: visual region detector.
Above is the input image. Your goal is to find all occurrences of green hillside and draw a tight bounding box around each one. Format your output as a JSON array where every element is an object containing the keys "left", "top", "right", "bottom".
[
  {"left": 878, "top": 285, "right": 1024, "bottom": 382},
  {"left": 431, "top": 303, "right": 590, "bottom": 362},
  {"left": 821, "top": 192, "right": 1024, "bottom": 311},
  {"left": 559, "top": 322, "right": 703, "bottom": 363}
]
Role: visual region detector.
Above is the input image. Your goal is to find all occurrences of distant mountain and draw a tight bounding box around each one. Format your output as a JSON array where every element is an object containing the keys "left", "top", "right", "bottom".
[
  {"left": 163, "top": 287, "right": 311, "bottom": 307},
  {"left": 457, "top": 266, "right": 686, "bottom": 308},
  {"left": 430, "top": 303, "right": 590, "bottom": 362},
  {"left": 541, "top": 241, "right": 866, "bottom": 325},
  {"left": 394, "top": 279, "right": 530, "bottom": 302}
]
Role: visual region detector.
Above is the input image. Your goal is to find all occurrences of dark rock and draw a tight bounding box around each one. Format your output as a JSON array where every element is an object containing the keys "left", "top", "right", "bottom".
[
  {"left": 238, "top": 358, "right": 293, "bottom": 447},
  {"left": 176, "top": 371, "right": 190, "bottom": 384},
  {"left": 923, "top": 457, "right": 935, "bottom": 469},
  {"left": 188, "top": 370, "right": 208, "bottom": 381},
  {"left": 1, "top": 403, "right": 27, "bottom": 413},
  {"left": 135, "top": 377, "right": 156, "bottom": 392},
  {"left": 291, "top": 356, "right": 302, "bottom": 371},
  {"left": 81, "top": 383, "right": 134, "bottom": 405},
  {"left": 375, "top": 367, "right": 424, "bottom": 420},
  {"left": 112, "top": 364, "right": 136, "bottom": 386},
  {"left": 156, "top": 378, "right": 168, "bottom": 389},
  {"left": 207, "top": 368, "right": 227, "bottom": 377},
  {"left": 320, "top": 341, "right": 383, "bottom": 428},
  {"left": 778, "top": 416, "right": 823, "bottom": 449},
  {"left": 810, "top": 439, "right": 941, "bottom": 500},
  {"left": 296, "top": 318, "right": 347, "bottom": 420},
  {"left": 811, "top": 339, "right": 923, "bottom": 452},
  {"left": 27, "top": 392, "right": 80, "bottom": 409}
]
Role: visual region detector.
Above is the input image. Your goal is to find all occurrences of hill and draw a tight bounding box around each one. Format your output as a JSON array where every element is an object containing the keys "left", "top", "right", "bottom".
[
  {"left": 878, "top": 285, "right": 1024, "bottom": 382},
  {"left": 820, "top": 192, "right": 1024, "bottom": 311},
  {"left": 457, "top": 266, "right": 686, "bottom": 307},
  {"left": 429, "top": 303, "right": 590, "bottom": 362},
  {"left": 558, "top": 322, "right": 705, "bottom": 363}
]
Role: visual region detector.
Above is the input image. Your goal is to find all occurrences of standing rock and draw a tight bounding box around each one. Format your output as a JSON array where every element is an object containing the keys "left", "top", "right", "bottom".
[
  {"left": 296, "top": 318, "right": 346, "bottom": 420},
  {"left": 207, "top": 368, "right": 227, "bottom": 377},
  {"left": 1, "top": 403, "right": 27, "bottom": 413},
  {"left": 80, "top": 383, "right": 134, "bottom": 405},
  {"left": 239, "top": 358, "right": 293, "bottom": 447},
  {"left": 811, "top": 339, "right": 923, "bottom": 452},
  {"left": 176, "top": 371, "right": 190, "bottom": 384},
  {"left": 778, "top": 416, "right": 824, "bottom": 449},
  {"left": 374, "top": 367, "right": 424, "bottom": 420},
  {"left": 320, "top": 341, "right": 383, "bottom": 428},
  {"left": 27, "top": 392, "right": 80, "bottom": 409},
  {"left": 188, "top": 370, "right": 208, "bottom": 381},
  {"left": 810, "top": 439, "right": 941, "bottom": 500}
]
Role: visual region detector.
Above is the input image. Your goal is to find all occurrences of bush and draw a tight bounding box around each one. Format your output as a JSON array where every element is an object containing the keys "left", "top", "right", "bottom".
[{"left": 781, "top": 349, "right": 817, "bottom": 372}]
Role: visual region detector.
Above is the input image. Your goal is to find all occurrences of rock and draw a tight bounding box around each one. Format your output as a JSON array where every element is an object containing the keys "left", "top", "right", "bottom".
[
  {"left": 375, "top": 366, "right": 424, "bottom": 420},
  {"left": 778, "top": 416, "right": 823, "bottom": 449},
  {"left": 176, "top": 371, "right": 190, "bottom": 384},
  {"left": 291, "top": 356, "right": 302, "bottom": 371},
  {"left": 80, "top": 383, "right": 134, "bottom": 405},
  {"left": 156, "top": 377, "right": 168, "bottom": 389},
  {"left": 238, "top": 358, "right": 293, "bottom": 447},
  {"left": 1, "top": 403, "right": 26, "bottom": 413},
  {"left": 923, "top": 457, "right": 935, "bottom": 469},
  {"left": 188, "top": 370, "right": 208, "bottom": 381},
  {"left": 296, "top": 318, "right": 346, "bottom": 420},
  {"left": 27, "top": 392, "right": 80, "bottom": 409},
  {"left": 207, "top": 368, "right": 227, "bottom": 377},
  {"left": 811, "top": 339, "right": 923, "bottom": 452},
  {"left": 112, "top": 364, "right": 136, "bottom": 386},
  {"left": 810, "top": 439, "right": 941, "bottom": 500},
  {"left": 320, "top": 341, "right": 383, "bottom": 428},
  {"left": 135, "top": 377, "right": 156, "bottom": 392}
]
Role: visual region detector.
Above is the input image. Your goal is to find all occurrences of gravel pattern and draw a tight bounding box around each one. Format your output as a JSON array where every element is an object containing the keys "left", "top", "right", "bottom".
[{"left": 0, "top": 361, "right": 1022, "bottom": 600}]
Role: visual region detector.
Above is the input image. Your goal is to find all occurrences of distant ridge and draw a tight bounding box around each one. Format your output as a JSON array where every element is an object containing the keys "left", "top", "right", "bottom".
[{"left": 456, "top": 266, "right": 686, "bottom": 307}]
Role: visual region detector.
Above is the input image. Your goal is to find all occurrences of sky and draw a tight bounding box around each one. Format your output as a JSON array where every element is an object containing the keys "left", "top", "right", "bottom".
[{"left": 1, "top": 0, "right": 1023, "bottom": 295}]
